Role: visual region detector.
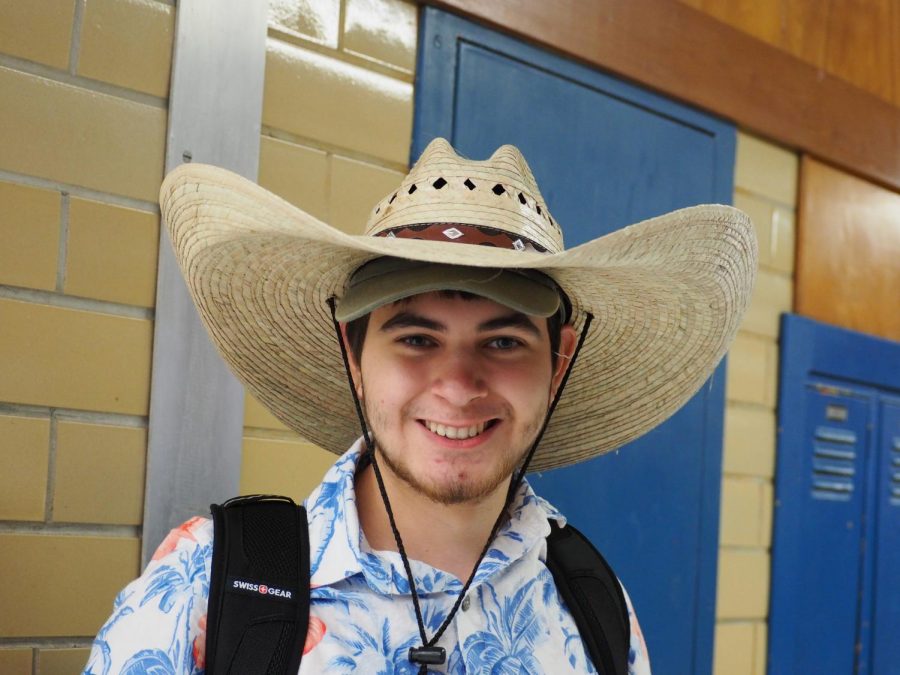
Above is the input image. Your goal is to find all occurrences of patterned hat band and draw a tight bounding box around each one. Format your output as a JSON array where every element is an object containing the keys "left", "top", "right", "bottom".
[{"left": 374, "top": 222, "right": 550, "bottom": 254}]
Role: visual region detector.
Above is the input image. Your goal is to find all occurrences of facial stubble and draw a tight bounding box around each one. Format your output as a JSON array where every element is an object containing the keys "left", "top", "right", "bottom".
[{"left": 361, "top": 383, "right": 548, "bottom": 506}]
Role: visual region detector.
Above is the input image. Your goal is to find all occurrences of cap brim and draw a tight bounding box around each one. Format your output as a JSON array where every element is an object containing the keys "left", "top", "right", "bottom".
[{"left": 335, "top": 259, "right": 561, "bottom": 322}]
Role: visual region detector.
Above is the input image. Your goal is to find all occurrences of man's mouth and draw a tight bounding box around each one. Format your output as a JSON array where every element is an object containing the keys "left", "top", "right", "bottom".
[{"left": 422, "top": 419, "right": 498, "bottom": 440}]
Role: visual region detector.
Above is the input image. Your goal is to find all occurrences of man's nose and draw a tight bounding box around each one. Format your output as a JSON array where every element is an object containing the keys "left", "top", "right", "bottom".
[{"left": 431, "top": 351, "right": 488, "bottom": 406}]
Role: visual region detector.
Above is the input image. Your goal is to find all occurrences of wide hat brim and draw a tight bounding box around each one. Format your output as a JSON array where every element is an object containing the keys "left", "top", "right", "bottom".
[{"left": 160, "top": 163, "right": 757, "bottom": 472}]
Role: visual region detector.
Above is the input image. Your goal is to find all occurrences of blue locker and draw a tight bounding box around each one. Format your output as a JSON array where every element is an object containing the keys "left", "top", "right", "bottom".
[
  {"left": 769, "top": 385, "right": 871, "bottom": 674},
  {"left": 771, "top": 314, "right": 900, "bottom": 674},
  {"left": 415, "top": 9, "right": 735, "bottom": 673},
  {"left": 871, "top": 399, "right": 900, "bottom": 674}
]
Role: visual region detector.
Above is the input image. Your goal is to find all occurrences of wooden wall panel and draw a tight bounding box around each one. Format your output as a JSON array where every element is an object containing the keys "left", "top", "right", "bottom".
[
  {"left": 821, "top": 0, "right": 893, "bottom": 103},
  {"left": 688, "top": 0, "right": 783, "bottom": 46},
  {"left": 796, "top": 157, "right": 900, "bottom": 341},
  {"left": 782, "top": 0, "right": 829, "bottom": 66},
  {"left": 679, "top": 0, "right": 897, "bottom": 105},
  {"left": 894, "top": 0, "right": 900, "bottom": 107},
  {"left": 427, "top": 0, "right": 900, "bottom": 194}
]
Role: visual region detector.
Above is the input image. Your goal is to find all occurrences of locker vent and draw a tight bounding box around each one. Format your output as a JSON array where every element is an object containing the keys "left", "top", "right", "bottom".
[
  {"left": 891, "top": 435, "right": 900, "bottom": 506},
  {"left": 812, "top": 426, "right": 857, "bottom": 501}
]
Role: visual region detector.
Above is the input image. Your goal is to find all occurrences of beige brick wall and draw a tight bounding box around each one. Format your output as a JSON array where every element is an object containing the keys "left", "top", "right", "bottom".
[
  {"left": 715, "top": 132, "right": 798, "bottom": 675},
  {"left": 0, "top": 0, "right": 173, "bottom": 666},
  {"left": 241, "top": 0, "right": 416, "bottom": 499}
]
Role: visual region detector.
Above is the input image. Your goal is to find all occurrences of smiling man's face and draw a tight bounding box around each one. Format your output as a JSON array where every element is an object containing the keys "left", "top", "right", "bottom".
[{"left": 347, "top": 291, "right": 575, "bottom": 505}]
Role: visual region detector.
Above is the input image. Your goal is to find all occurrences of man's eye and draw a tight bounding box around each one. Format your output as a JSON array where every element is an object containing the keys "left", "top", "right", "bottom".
[
  {"left": 401, "top": 335, "right": 433, "bottom": 348},
  {"left": 487, "top": 337, "right": 522, "bottom": 350}
]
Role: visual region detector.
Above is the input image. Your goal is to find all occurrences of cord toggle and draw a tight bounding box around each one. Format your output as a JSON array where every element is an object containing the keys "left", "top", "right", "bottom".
[{"left": 409, "top": 646, "right": 446, "bottom": 665}]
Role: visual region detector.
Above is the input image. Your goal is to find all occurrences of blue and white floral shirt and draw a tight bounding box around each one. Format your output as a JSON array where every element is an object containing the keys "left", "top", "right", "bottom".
[{"left": 86, "top": 439, "right": 651, "bottom": 674}]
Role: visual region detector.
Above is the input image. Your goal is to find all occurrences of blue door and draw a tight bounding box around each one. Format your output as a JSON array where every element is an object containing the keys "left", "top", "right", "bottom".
[{"left": 415, "top": 10, "right": 736, "bottom": 673}]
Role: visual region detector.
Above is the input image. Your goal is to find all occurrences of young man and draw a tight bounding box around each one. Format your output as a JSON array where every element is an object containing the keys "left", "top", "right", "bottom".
[{"left": 86, "top": 139, "right": 756, "bottom": 674}]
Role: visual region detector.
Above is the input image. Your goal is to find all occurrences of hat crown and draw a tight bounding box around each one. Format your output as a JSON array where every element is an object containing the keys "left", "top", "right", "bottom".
[{"left": 365, "top": 138, "right": 564, "bottom": 253}]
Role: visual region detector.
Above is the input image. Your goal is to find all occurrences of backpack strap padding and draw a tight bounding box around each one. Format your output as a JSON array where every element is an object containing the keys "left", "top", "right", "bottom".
[
  {"left": 546, "top": 520, "right": 630, "bottom": 675},
  {"left": 206, "top": 495, "right": 309, "bottom": 675}
]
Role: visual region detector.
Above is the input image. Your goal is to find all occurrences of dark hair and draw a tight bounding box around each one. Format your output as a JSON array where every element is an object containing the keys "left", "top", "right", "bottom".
[{"left": 343, "top": 290, "right": 564, "bottom": 368}]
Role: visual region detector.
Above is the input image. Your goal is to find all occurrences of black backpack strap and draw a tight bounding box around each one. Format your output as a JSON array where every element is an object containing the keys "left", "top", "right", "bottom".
[
  {"left": 546, "top": 520, "right": 631, "bottom": 675},
  {"left": 206, "top": 495, "right": 309, "bottom": 675}
]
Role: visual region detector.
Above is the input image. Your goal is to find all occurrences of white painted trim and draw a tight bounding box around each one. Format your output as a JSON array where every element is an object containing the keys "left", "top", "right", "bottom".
[{"left": 143, "top": 0, "right": 268, "bottom": 567}]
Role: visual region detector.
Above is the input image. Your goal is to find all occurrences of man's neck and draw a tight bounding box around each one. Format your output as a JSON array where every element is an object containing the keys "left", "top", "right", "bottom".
[{"left": 354, "top": 460, "right": 510, "bottom": 582}]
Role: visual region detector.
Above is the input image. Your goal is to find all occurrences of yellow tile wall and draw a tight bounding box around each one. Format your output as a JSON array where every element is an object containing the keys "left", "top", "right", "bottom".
[
  {"left": 0, "top": 181, "right": 60, "bottom": 291},
  {"left": 241, "top": 435, "right": 338, "bottom": 503},
  {"left": 77, "top": 0, "right": 174, "bottom": 97},
  {"left": 0, "top": 415, "right": 50, "bottom": 521},
  {"left": 269, "top": 0, "right": 341, "bottom": 49},
  {"left": 38, "top": 648, "right": 92, "bottom": 674},
  {"left": 330, "top": 154, "right": 405, "bottom": 233},
  {"left": 734, "top": 134, "right": 799, "bottom": 207},
  {"left": 263, "top": 41, "right": 413, "bottom": 165},
  {"left": 723, "top": 405, "right": 776, "bottom": 477},
  {"left": 244, "top": 0, "right": 416, "bottom": 498},
  {"left": 0, "top": 2, "right": 165, "bottom": 663},
  {"left": 716, "top": 132, "right": 798, "bottom": 675},
  {"left": 0, "top": 67, "right": 166, "bottom": 202},
  {"left": 714, "top": 621, "right": 766, "bottom": 675},
  {"left": 0, "top": 533, "right": 140, "bottom": 637},
  {"left": 726, "top": 333, "right": 770, "bottom": 404},
  {"left": 714, "top": 622, "right": 755, "bottom": 675},
  {"left": 719, "top": 477, "right": 765, "bottom": 547},
  {"left": 245, "top": 392, "right": 293, "bottom": 431},
  {"left": 717, "top": 548, "right": 771, "bottom": 619},
  {"left": 53, "top": 421, "right": 147, "bottom": 525},
  {"left": 0, "top": 299, "right": 153, "bottom": 414},
  {"left": 258, "top": 135, "right": 330, "bottom": 219},
  {"left": 343, "top": 0, "right": 418, "bottom": 73},
  {"left": 0, "top": 649, "right": 32, "bottom": 674},
  {"left": 65, "top": 197, "right": 160, "bottom": 307},
  {"left": 0, "top": 0, "right": 76, "bottom": 70}
]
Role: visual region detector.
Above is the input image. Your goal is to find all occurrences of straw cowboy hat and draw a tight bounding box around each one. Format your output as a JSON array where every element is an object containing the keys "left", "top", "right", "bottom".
[{"left": 159, "top": 138, "right": 757, "bottom": 471}]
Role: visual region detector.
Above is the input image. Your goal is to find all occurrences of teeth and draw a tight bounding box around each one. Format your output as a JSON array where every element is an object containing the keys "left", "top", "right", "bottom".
[{"left": 426, "top": 420, "right": 488, "bottom": 439}]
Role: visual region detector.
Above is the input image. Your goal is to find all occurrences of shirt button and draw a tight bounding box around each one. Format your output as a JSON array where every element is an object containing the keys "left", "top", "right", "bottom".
[{"left": 461, "top": 596, "right": 471, "bottom": 612}]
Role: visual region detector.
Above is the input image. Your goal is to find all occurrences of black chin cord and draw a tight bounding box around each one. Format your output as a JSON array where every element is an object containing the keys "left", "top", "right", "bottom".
[
  {"left": 328, "top": 298, "right": 593, "bottom": 673},
  {"left": 505, "top": 311, "right": 593, "bottom": 504}
]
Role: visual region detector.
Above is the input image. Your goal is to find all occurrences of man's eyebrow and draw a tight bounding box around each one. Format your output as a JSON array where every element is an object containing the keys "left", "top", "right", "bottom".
[
  {"left": 478, "top": 312, "right": 542, "bottom": 337},
  {"left": 379, "top": 312, "right": 446, "bottom": 332},
  {"left": 378, "top": 310, "right": 541, "bottom": 337}
]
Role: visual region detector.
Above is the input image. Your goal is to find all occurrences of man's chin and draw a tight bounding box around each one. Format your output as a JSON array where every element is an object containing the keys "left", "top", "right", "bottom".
[
  {"left": 415, "top": 479, "right": 506, "bottom": 507},
  {"left": 383, "top": 454, "right": 511, "bottom": 506}
]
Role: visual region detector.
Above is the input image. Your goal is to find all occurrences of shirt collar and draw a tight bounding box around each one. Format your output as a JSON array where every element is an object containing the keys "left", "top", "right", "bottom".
[{"left": 306, "top": 438, "right": 565, "bottom": 595}]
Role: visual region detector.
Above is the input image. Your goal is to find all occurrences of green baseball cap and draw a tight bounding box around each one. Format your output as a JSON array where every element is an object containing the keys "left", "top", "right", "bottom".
[{"left": 334, "top": 256, "right": 564, "bottom": 322}]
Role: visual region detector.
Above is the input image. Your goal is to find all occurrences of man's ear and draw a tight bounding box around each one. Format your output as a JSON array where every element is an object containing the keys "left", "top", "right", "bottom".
[
  {"left": 550, "top": 324, "right": 578, "bottom": 402},
  {"left": 338, "top": 322, "right": 364, "bottom": 399}
]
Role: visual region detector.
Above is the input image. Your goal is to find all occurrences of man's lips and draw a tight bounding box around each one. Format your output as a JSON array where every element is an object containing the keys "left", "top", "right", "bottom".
[{"left": 417, "top": 418, "right": 500, "bottom": 442}]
